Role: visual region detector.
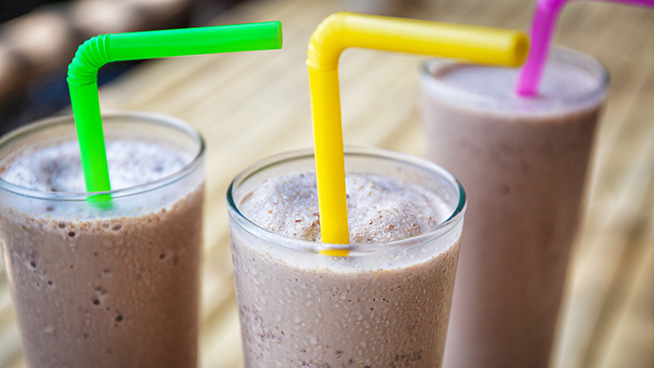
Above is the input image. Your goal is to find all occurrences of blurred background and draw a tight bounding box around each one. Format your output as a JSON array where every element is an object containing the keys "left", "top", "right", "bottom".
[
  {"left": 0, "top": 0, "right": 424, "bottom": 135},
  {"left": 0, "top": 0, "right": 652, "bottom": 367},
  {"left": 0, "top": 0, "right": 247, "bottom": 136}
]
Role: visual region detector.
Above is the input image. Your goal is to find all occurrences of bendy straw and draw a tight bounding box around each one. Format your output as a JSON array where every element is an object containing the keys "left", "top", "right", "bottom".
[
  {"left": 68, "top": 22, "right": 283, "bottom": 200},
  {"left": 517, "top": 0, "right": 653, "bottom": 96},
  {"left": 307, "top": 12, "right": 528, "bottom": 256}
]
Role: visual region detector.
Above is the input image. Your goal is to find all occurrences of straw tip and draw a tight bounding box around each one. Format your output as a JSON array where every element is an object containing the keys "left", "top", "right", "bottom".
[
  {"left": 319, "top": 248, "right": 350, "bottom": 257},
  {"left": 273, "top": 21, "right": 283, "bottom": 48},
  {"left": 511, "top": 33, "right": 530, "bottom": 67},
  {"left": 517, "top": 86, "right": 538, "bottom": 97},
  {"left": 87, "top": 193, "right": 114, "bottom": 207}
]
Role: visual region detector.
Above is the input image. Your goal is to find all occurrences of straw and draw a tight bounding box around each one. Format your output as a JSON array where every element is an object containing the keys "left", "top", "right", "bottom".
[
  {"left": 517, "top": 0, "right": 654, "bottom": 96},
  {"left": 67, "top": 22, "right": 283, "bottom": 201},
  {"left": 307, "top": 12, "right": 529, "bottom": 256}
]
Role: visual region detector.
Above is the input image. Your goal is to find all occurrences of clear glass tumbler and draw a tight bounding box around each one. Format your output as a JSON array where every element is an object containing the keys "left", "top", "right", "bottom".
[
  {"left": 227, "top": 146, "right": 466, "bottom": 367},
  {"left": 0, "top": 112, "right": 205, "bottom": 368},
  {"left": 421, "top": 47, "right": 609, "bottom": 368}
]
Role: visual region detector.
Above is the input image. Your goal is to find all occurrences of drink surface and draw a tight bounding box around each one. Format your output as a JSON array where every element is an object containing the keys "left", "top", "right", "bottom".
[
  {"left": 433, "top": 63, "right": 597, "bottom": 107},
  {"left": 423, "top": 50, "right": 605, "bottom": 115},
  {"left": 1, "top": 138, "right": 190, "bottom": 193},
  {"left": 422, "top": 49, "right": 606, "bottom": 368},
  {"left": 0, "top": 137, "right": 203, "bottom": 368},
  {"left": 231, "top": 171, "right": 460, "bottom": 367},
  {"left": 240, "top": 172, "right": 447, "bottom": 244}
]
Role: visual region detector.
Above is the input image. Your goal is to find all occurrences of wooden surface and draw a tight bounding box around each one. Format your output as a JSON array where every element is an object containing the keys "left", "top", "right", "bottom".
[{"left": 1, "top": 0, "right": 653, "bottom": 367}]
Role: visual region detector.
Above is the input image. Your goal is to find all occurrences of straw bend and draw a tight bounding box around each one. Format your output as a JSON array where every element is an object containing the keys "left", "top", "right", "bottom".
[
  {"left": 306, "top": 13, "right": 347, "bottom": 70},
  {"left": 67, "top": 35, "right": 111, "bottom": 86}
]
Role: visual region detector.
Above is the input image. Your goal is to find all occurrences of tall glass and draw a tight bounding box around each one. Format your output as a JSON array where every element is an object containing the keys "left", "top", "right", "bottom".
[
  {"left": 227, "top": 146, "right": 466, "bottom": 367},
  {"left": 0, "top": 112, "right": 205, "bottom": 367},
  {"left": 420, "top": 47, "right": 609, "bottom": 367}
]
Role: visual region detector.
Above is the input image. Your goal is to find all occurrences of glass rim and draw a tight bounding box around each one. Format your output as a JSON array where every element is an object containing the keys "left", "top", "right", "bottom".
[
  {"left": 226, "top": 146, "right": 466, "bottom": 254},
  {"left": 0, "top": 110, "right": 205, "bottom": 201},
  {"left": 420, "top": 45, "right": 611, "bottom": 111}
]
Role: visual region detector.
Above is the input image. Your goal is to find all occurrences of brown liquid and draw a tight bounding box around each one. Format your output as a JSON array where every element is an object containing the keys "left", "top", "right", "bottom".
[
  {"left": 0, "top": 188, "right": 203, "bottom": 367},
  {"left": 421, "top": 54, "right": 606, "bottom": 368},
  {"left": 231, "top": 233, "right": 460, "bottom": 367}
]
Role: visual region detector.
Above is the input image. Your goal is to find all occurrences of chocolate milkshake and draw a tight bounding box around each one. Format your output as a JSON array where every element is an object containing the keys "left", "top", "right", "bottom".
[
  {"left": 420, "top": 47, "right": 609, "bottom": 368},
  {"left": 0, "top": 112, "right": 205, "bottom": 368},
  {"left": 227, "top": 147, "right": 465, "bottom": 367}
]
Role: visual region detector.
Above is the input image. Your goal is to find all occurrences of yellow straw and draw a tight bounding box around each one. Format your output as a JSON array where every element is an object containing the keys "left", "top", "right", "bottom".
[{"left": 307, "top": 12, "right": 528, "bottom": 256}]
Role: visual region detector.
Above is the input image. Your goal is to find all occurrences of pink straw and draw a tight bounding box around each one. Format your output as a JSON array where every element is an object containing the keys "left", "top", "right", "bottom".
[{"left": 517, "top": 0, "right": 654, "bottom": 96}]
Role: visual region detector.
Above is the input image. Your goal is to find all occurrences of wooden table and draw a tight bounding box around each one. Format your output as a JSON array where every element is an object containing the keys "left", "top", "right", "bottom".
[{"left": 1, "top": 0, "right": 653, "bottom": 367}]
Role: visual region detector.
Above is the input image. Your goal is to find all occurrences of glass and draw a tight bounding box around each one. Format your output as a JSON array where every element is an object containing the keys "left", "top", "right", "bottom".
[
  {"left": 420, "top": 47, "right": 610, "bottom": 368},
  {"left": 227, "top": 146, "right": 465, "bottom": 367},
  {"left": 0, "top": 112, "right": 205, "bottom": 368}
]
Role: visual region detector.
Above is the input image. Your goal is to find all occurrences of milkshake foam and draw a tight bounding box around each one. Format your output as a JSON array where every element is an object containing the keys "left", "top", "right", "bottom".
[{"left": 240, "top": 172, "right": 446, "bottom": 244}]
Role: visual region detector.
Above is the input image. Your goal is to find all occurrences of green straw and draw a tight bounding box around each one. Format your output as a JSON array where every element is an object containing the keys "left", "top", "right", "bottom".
[{"left": 67, "top": 21, "right": 283, "bottom": 201}]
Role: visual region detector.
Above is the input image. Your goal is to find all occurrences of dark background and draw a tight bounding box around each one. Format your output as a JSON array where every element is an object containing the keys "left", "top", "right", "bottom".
[{"left": 0, "top": 0, "right": 242, "bottom": 136}]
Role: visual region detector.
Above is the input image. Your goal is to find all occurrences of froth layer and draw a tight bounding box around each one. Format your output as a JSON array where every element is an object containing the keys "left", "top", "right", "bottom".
[
  {"left": 239, "top": 172, "right": 447, "bottom": 244},
  {"left": 1, "top": 139, "right": 191, "bottom": 193},
  {"left": 424, "top": 50, "right": 606, "bottom": 115}
]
